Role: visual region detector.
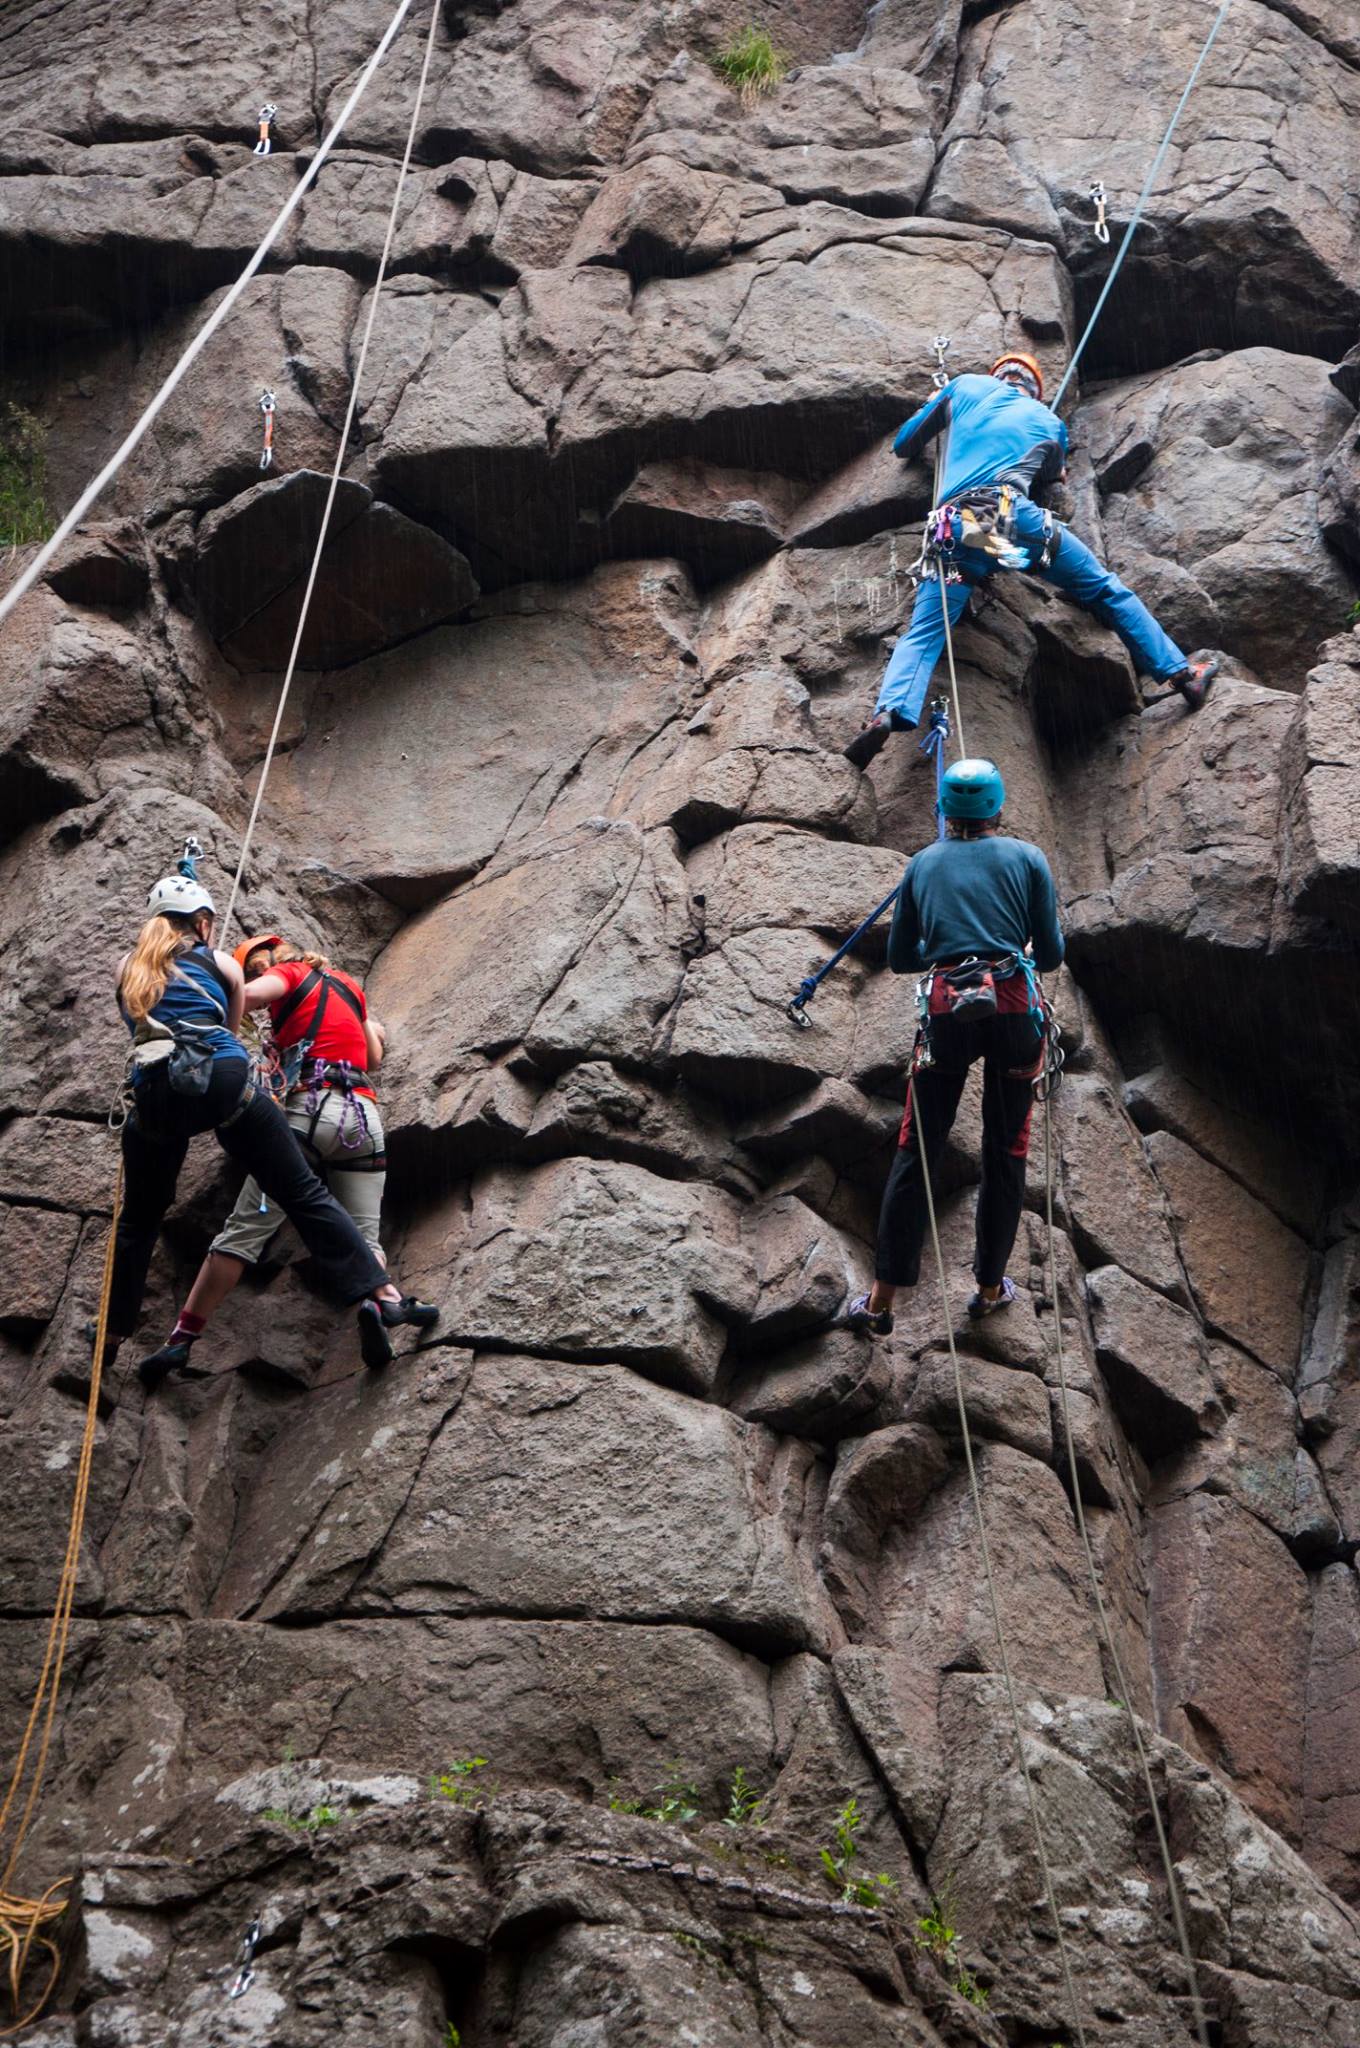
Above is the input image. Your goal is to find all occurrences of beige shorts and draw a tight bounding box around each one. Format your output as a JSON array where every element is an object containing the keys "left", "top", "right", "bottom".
[{"left": 211, "top": 1088, "right": 386, "bottom": 1266}]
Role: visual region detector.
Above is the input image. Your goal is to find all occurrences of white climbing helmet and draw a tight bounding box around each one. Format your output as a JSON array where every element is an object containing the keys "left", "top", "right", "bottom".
[{"left": 146, "top": 872, "right": 215, "bottom": 920}]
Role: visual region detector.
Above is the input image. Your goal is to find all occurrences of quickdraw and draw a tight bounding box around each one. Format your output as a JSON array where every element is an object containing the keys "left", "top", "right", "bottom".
[
  {"left": 258, "top": 390, "right": 276, "bottom": 470},
  {"left": 227, "top": 1916, "right": 262, "bottom": 1999},
  {"left": 253, "top": 104, "right": 278, "bottom": 157},
  {"left": 929, "top": 332, "right": 951, "bottom": 390},
  {"left": 1089, "top": 179, "right": 1110, "bottom": 244}
]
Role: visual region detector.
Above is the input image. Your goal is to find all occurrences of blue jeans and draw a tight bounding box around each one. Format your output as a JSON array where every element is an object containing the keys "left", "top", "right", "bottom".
[{"left": 876, "top": 496, "right": 1188, "bottom": 729}]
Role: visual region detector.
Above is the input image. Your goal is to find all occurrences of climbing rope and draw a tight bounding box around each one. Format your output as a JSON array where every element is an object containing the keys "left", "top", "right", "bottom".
[
  {"left": 935, "top": 565, "right": 967, "bottom": 759},
  {"left": 220, "top": 0, "right": 443, "bottom": 942},
  {"left": 0, "top": 0, "right": 424, "bottom": 632},
  {"left": 0, "top": 1170, "right": 123, "bottom": 2037},
  {"left": 1040, "top": 1094, "right": 1211, "bottom": 2047},
  {"left": 911, "top": 1074, "right": 1090, "bottom": 2046},
  {"left": 1053, "top": 0, "right": 1234, "bottom": 409}
]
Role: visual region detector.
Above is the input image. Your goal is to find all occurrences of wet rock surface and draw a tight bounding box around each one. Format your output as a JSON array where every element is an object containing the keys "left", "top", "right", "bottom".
[{"left": 2, "top": 0, "right": 1360, "bottom": 2042}]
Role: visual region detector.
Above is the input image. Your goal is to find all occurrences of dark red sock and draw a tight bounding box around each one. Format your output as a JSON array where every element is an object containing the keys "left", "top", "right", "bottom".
[{"left": 170, "top": 1312, "right": 206, "bottom": 1342}]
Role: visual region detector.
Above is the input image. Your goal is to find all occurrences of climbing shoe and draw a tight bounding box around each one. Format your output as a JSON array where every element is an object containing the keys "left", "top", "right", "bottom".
[
  {"left": 966, "top": 1277, "right": 1018, "bottom": 1320},
  {"left": 843, "top": 712, "right": 893, "bottom": 770},
  {"left": 843, "top": 1291, "right": 895, "bottom": 1337},
  {"left": 1154, "top": 650, "right": 1219, "bottom": 711},
  {"left": 378, "top": 1294, "right": 439, "bottom": 1330},
  {"left": 357, "top": 1299, "right": 395, "bottom": 1370},
  {"left": 136, "top": 1337, "right": 208, "bottom": 1393}
]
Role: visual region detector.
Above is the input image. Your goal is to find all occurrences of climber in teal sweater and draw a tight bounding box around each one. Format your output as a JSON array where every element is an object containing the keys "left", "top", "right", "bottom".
[
  {"left": 846, "top": 758, "right": 1061, "bottom": 1332},
  {"left": 845, "top": 353, "right": 1219, "bottom": 768}
]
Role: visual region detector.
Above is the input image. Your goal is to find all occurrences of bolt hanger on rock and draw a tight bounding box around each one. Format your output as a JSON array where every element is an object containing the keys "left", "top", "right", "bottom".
[{"left": 253, "top": 103, "right": 278, "bottom": 156}]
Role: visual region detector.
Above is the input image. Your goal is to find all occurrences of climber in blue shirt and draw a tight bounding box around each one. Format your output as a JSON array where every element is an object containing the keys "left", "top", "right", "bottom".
[
  {"left": 845, "top": 758, "right": 1061, "bottom": 1332},
  {"left": 845, "top": 353, "right": 1219, "bottom": 768}
]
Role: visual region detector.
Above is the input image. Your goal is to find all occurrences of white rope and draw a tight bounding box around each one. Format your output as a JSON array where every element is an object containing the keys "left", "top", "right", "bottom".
[
  {"left": 936, "top": 566, "right": 967, "bottom": 762},
  {"left": 1053, "top": 0, "right": 1234, "bottom": 409},
  {"left": 1041, "top": 1094, "right": 1211, "bottom": 2047},
  {"left": 911, "top": 1074, "right": 1089, "bottom": 2048},
  {"left": 0, "top": 0, "right": 421, "bottom": 631},
  {"left": 221, "top": 0, "right": 443, "bottom": 939}
]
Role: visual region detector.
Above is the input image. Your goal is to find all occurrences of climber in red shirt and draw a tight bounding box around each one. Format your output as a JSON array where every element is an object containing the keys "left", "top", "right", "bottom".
[{"left": 137, "top": 933, "right": 438, "bottom": 1381}]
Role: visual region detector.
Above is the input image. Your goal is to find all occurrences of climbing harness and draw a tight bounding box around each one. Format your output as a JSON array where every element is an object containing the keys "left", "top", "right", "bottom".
[
  {"left": 0, "top": 1170, "right": 123, "bottom": 2038},
  {"left": 253, "top": 104, "right": 278, "bottom": 157},
  {"left": 226, "top": 1915, "right": 262, "bottom": 1999},
  {"left": 786, "top": 698, "right": 951, "bottom": 1026},
  {"left": 0, "top": 0, "right": 424, "bottom": 632},
  {"left": 220, "top": 0, "right": 444, "bottom": 940},
  {"left": 258, "top": 390, "right": 276, "bottom": 471},
  {"left": 1054, "top": 0, "right": 1234, "bottom": 409},
  {"left": 1089, "top": 180, "right": 1110, "bottom": 245}
]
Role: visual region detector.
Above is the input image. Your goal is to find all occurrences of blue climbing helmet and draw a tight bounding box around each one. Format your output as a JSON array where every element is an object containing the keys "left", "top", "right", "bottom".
[{"left": 938, "top": 757, "right": 1005, "bottom": 821}]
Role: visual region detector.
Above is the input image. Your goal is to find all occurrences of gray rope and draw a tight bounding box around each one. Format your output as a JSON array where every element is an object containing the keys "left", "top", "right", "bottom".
[
  {"left": 1042, "top": 1093, "right": 1211, "bottom": 2047},
  {"left": 1053, "top": 0, "right": 1234, "bottom": 409},
  {"left": 221, "top": 0, "right": 443, "bottom": 940},
  {"left": 912, "top": 1073, "right": 1089, "bottom": 2048}
]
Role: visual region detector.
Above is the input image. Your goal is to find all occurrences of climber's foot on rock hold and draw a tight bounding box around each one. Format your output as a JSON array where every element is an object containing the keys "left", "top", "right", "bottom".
[
  {"left": 843, "top": 1291, "right": 895, "bottom": 1337},
  {"left": 967, "top": 1276, "right": 1017, "bottom": 1320},
  {"left": 844, "top": 712, "right": 893, "bottom": 770},
  {"left": 378, "top": 1293, "right": 439, "bottom": 1331},
  {"left": 137, "top": 1337, "right": 207, "bottom": 1392},
  {"left": 1172, "top": 649, "right": 1220, "bottom": 710},
  {"left": 358, "top": 1298, "right": 395, "bottom": 1370}
]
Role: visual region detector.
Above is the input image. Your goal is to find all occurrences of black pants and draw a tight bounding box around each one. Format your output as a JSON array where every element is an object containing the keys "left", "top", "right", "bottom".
[
  {"left": 109, "top": 1059, "right": 388, "bottom": 1339},
  {"left": 875, "top": 1010, "right": 1044, "bottom": 1289}
]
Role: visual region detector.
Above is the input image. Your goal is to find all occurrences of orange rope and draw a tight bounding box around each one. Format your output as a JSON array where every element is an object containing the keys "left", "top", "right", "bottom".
[{"left": 0, "top": 1165, "right": 123, "bottom": 2035}]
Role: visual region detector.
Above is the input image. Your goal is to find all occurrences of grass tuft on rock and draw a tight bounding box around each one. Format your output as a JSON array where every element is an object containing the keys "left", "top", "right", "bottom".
[
  {"left": 0, "top": 401, "right": 53, "bottom": 548},
  {"left": 713, "top": 24, "right": 789, "bottom": 108}
]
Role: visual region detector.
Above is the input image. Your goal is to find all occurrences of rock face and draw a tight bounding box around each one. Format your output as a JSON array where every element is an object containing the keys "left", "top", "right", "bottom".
[{"left": 2, "top": 1, "right": 1360, "bottom": 2044}]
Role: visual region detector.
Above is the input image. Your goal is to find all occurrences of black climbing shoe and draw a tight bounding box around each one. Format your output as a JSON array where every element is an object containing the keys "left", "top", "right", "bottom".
[
  {"left": 137, "top": 1337, "right": 206, "bottom": 1393},
  {"left": 844, "top": 713, "right": 893, "bottom": 770},
  {"left": 843, "top": 1291, "right": 895, "bottom": 1337},
  {"left": 357, "top": 1299, "right": 394, "bottom": 1370},
  {"left": 967, "top": 1277, "right": 1017, "bottom": 1320},
  {"left": 378, "top": 1294, "right": 439, "bottom": 1330}
]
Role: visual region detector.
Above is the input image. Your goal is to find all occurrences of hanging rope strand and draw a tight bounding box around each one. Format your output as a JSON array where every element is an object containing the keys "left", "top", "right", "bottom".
[
  {"left": 1041, "top": 1095, "right": 1211, "bottom": 2047},
  {"left": 936, "top": 565, "right": 967, "bottom": 759},
  {"left": 0, "top": 1169, "right": 123, "bottom": 2038},
  {"left": 0, "top": 0, "right": 422, "bottom": 633},
  {"left": 221, "top": 0, "right": 443, "bottom": 941},
  {"left": 1053, "top": 0, "right": 1233, "bottom": 410},
  {"left": 911, "top": 1076, "right": 1089, "bottom": 2048}
]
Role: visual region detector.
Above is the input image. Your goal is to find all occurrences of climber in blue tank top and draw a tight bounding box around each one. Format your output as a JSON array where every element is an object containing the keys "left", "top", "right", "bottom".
[{"left": 844, "top": 353, "right": 1221, "bottom": 770}]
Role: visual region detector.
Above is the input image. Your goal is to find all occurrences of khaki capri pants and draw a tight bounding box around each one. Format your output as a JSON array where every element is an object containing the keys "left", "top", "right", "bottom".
[{"left": 212, "top": 1088, "right": 386, "bottom": 1266}]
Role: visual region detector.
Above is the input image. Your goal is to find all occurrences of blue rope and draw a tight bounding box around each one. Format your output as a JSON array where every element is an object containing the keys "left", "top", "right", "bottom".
[
  {"left": 1053, "top": 0, "right": 1233, "bottom": 411},
  {"left": 786, "top": 701, "right": 952, "bottom": 1026}
]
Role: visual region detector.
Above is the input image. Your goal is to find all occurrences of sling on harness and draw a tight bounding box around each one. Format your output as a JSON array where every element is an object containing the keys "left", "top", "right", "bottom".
[
  {"left": 787, "top": 699, "right": 951, "bottom": 1028},
  {"left": 920, "top": 484, "right": 1058, "bottom": 578}
]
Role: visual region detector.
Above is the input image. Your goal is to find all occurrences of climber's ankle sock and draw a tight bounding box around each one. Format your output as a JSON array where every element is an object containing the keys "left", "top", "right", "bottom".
[{"left": 169, "top": 1312, "right": 206, "bottom": 1345}]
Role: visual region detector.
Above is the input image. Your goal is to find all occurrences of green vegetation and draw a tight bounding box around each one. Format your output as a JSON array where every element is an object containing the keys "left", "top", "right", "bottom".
[
  {"left": 819, "top": 1798, "right": 897, "bottom": 1910},
  {"left": 712, "top": 24, "right": 789, "bottom": 107},
  {"left": 261, "top": 1801, "right": 340, "bottom": 1833},
  {"left": 722, "top": 1765, "right": 765, "bottom": 1830},
  {"left": 445, "top": 2027, "right": 461, "bottom": 2048},
  {"left": 1348, "top": 598, "right": 1360, "bottom": 624},
  {"left": 915, "top": 1890, "right": 991, "bottom": 2010},
  {"left": 0, "top": 402, "right": 52, "bottom": 549},
  {"left": 608, "top": 1762, "right": 700, "bottom": 1824},
  {"left": 430, "top": 1758, "right": 494, "bottom": 1808}
]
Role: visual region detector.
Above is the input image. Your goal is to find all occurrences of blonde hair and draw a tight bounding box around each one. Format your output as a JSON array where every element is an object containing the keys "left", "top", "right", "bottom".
[
  {"left": 271, "top": 940, "right": 330, "bottom": 974},
  {"left": 121, "top": 914, "right": 201, "bottom": 1022}
]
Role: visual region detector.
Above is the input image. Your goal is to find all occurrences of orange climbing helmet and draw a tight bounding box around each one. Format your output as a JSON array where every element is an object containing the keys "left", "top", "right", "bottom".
[
  {"left": 233, "top": 932, "right": 283, "bottom": 975},
  {"left": 990, "top": 350, "right": 1045, "bottom": 399}
]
